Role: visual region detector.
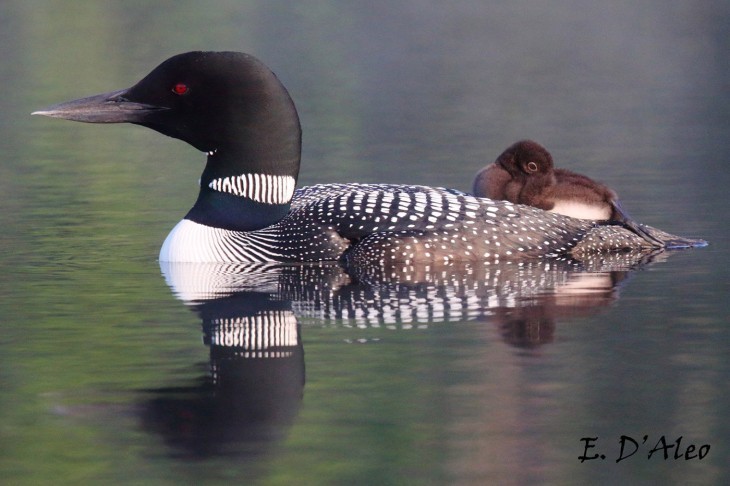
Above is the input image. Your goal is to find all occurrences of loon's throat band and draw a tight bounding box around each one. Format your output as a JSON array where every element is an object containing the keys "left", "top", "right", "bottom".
[{"left": 208, "top": 173, "right": 296, "bottom": 204}]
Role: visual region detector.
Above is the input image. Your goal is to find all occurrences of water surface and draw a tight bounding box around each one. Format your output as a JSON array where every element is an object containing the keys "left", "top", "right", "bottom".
[{"left": 1, "top": 1, "right": 729, "bottom": 484}]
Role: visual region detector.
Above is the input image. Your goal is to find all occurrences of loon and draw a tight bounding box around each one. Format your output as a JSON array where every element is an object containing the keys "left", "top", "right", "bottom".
[
  {"left": 33, "top": 52, "right": 703, "bottom": 264},
  {"left": 473, "top": 140, "right": 667, "bottom": 246}
]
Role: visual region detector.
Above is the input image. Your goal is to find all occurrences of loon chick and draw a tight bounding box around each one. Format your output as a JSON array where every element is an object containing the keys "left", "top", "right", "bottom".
[
  {"left": 473, "top": 140, "right": 665, "bottom": 246},
  {"left": 33, "top": 52, "right": 692, "bottom": 264}
]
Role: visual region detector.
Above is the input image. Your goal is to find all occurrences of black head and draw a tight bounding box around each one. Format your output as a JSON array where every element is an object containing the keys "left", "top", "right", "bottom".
[
  {"left": 33, "top": 51, "right": 302, "bottom": 177},
  {"left": 495, "top": 140, "right": 554, "bottom": 177}
]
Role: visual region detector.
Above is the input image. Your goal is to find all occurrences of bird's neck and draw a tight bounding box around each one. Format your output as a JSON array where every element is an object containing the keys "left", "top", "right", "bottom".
[{"left": 185, "top": 148, "right": 299, "bottom": 231}]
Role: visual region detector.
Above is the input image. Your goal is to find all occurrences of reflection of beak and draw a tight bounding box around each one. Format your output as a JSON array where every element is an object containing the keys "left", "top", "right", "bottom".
[{"left": 32, "top": 88, "right": 168, "bottom": 124}]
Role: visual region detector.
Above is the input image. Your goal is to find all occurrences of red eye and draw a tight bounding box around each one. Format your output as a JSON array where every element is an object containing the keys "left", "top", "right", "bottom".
[{"left": 172, "top": 83, "right": 189, "bottom": 95}]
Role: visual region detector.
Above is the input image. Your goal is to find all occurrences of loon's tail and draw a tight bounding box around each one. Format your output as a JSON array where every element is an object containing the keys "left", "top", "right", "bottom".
[{"left": 638, "top": 224, "right": 708, "bottom": 249}]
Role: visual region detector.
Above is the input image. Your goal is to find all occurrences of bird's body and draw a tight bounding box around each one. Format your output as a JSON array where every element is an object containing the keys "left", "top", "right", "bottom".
[
  {"left": 159, "top": 182, "right": 597, "bottom": 264},
  {"left": 33, "top": 52, "right": 705, "bottom": 263}
]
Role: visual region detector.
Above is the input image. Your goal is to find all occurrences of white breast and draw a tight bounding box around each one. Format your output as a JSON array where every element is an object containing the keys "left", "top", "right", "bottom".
[
  {"left": 159, "top": 219, "right": 290, "bottom": 263},
  {"left": 549, "top": 201, "right": 611, "bottom": 220},
  {"left": 160, "top": 218, "right": 259, "bottom": 262},
  {"left": 159, "top": 219, "right": 222, "bottom": 262}
]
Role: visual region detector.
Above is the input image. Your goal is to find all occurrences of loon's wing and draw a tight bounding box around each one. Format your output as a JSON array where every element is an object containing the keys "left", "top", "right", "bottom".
[{"left": 288, "top": 183, "right": 595, "bottom": 264}]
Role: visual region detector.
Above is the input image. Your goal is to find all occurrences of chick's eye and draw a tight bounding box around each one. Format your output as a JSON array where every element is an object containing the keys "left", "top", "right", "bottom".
[
  {"left": 172, "top": 83, "right": 189, "bottom": 95},
  {"left": 527, "top": 161, "right": 538, "bottom": 172}
]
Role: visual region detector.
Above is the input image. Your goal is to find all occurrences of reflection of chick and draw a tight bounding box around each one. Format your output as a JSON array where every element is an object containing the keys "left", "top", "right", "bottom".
[{"left": 473, "top": 140, "right": 664, "bottom": 246}]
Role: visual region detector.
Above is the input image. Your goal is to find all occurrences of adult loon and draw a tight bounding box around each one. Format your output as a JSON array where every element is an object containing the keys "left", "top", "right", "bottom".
[
  {"left": 474, "top": 140, "right": 672, "bottom": 247},
  {"left": 33, "top": 51, "right": 704, "bottom": 264}
]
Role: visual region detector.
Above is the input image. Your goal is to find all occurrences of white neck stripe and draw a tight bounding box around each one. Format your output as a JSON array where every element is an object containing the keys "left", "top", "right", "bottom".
[{"left": 208, "top": 174, "right": 296, "bottom": 204}]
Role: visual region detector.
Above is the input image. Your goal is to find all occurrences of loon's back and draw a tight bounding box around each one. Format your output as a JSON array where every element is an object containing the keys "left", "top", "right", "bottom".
[{"left": 160, "top": 183, "right": 658, "bottom": 264}]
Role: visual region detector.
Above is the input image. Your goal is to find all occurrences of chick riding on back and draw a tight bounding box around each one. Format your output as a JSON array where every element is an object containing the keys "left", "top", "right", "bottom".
[{"left": 473, "top": 140, "right": 665, "bottom": 247}]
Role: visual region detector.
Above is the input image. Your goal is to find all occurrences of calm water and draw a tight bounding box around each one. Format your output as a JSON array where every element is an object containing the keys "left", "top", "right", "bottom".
[{"left": 2, "top": 1, "right": 729, "bottom": 484}]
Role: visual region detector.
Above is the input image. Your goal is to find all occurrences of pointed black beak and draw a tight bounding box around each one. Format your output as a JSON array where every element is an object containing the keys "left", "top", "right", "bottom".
[{"left": 32, "top": 88, "right": 169, "bottom": 123}]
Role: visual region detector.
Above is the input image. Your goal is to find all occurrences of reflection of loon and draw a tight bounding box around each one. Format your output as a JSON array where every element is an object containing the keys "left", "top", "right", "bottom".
[
  {"left": 140, "top": 289, "right": 304, "bottom": 459},
  {"left": 161, "top": 251, "right": 659, "bottom": 343},
  {"left": 145, "top": 253, "right": 657, "bottom": 457}
]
